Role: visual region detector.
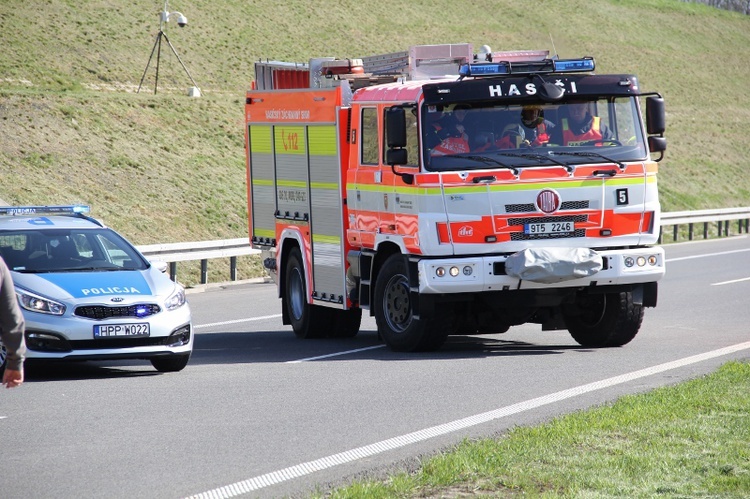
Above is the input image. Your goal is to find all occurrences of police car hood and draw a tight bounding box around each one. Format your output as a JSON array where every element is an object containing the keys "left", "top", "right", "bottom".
[{"left": 12, "top": 267, "right": 175, "bottom": 303}]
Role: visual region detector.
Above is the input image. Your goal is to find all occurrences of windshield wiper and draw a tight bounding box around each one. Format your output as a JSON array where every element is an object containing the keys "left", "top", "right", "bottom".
[
  {"left": 551, "top": 151, "right": 625, "bottom": 170},
  {"left": 436, "top": 154, "right": 519, "bottom": 175},
  {"left": 494, "top": 152, "right": 573, "bottom": 173}
]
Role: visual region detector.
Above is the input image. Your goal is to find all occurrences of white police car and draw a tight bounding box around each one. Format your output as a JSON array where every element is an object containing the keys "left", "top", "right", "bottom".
[{"left": 0, "top": 205, "right": 192, "bottom": 372}]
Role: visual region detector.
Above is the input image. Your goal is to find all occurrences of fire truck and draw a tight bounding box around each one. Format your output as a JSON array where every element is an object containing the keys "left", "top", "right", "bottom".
[{"left": 244, "top": 44, "right": 667, "bottom": 352}]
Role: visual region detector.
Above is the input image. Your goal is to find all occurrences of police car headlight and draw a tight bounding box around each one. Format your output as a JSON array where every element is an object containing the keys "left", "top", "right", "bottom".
[
  {"left": 16, "top": 289, "right": 66, "bottom": 316},
  {"left": 165, "top": 285, "right": 187, "bottom": 311}
]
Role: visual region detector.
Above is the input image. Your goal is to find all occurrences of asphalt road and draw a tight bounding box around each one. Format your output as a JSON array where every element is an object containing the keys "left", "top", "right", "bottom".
[{"left": 1, "top": 235, "right": 749, "bottom": 499}]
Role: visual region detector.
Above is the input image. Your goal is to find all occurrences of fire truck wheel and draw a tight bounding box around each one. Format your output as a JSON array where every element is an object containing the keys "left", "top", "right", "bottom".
[
  {"left": 374, "top": 254, "right": 449, "bottom": 352},
  {"left": 284, "top": 248, "right": 332, "bottom": 339},
  {"left": 329, "top": 308, "right": 362, "bottom": 338},
  {"left": 564, "top": 291, "right": 644, "bottom": 347}
]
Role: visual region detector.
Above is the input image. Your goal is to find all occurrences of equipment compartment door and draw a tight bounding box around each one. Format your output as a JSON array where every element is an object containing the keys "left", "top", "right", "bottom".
[{"left": 308, "top": 124, "right": 347, "bottom": 306}]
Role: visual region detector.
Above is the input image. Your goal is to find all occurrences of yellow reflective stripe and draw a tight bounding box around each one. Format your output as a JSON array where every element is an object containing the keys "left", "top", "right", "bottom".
[
  {"left": 313, "top": 234, "right": 341, "bottom": 244},
  {"left": 274, "top": 126, "right": 306, "bottom": 155},
  {"left": 252, "top": 178, "right": 273, "bottom": 187},
  {"left": 350, "top": 177, "right": 648, "bottom": 195},
  {"left": 250, "top": 125, "right": 272, "bottom": 153},
  {"left": 254, "top": 228, "right": 275, "bottom": 238},
  {"left": 277, "top": 180, "right": 308, "bottom": 188},
  {"left": 310, "top": 182, "right": 338, "bottom": 190},
  {"left": 308, "top": 126, "right": 337, "bottom": 156}
]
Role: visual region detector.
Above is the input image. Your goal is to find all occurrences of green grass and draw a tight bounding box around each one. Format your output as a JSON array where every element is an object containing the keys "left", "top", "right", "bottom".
[{"left": 318, "top": 361, "right": 750, "bottom": 498}]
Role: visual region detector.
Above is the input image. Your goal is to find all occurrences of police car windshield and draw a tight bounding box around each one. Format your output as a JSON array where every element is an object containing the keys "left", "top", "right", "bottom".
[
  {"left": 0, "top": 228, "right": 148, "bottom": 273},
  {"left": 423, "top": 97, "right": 648, "bottom": 171}
]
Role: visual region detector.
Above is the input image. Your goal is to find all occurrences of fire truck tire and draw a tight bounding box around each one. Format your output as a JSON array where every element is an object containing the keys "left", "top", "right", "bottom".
[
  {"left": 374, "top": 254, "right": 449, "bottom": 352},
  {"left": 284, "top": 248, "right": 332, "bottom": 339},
  {"left": 564, "top": 291, "right": 644, "bottom": 347},
  {"left": 330, "top": 308, "right": 362, "bottom": 338}
]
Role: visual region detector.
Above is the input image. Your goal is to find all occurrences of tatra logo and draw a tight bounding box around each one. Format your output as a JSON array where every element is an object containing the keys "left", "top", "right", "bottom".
[
  {"left": 536, "top": 189, "right": 561, "bottom": 214},
  {"left": 458, "top": 226, "right": 473, "bottom": 237},
  {"left": 111, "top": 297, "right": 124, "bottom": 302}
]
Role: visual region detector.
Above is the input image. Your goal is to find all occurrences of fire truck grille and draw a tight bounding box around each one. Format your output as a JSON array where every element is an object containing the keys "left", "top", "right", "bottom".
[
  {"left": 505, "top": 201, "right": 590, "bottom": 213},
  {"left": 511, "top": 229, "right": 587, "bottom": 240},
  {"left": 75, "top": 304, "right": 162, "bottom": 320},
  {"left": 507, "top": 215, "right": 589, "bottom": 226}
]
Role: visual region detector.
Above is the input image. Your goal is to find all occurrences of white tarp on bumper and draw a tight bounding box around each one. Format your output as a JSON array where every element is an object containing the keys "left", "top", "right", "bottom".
[{"left": 505, "top": 247, "right": 603, "bottom": 284}]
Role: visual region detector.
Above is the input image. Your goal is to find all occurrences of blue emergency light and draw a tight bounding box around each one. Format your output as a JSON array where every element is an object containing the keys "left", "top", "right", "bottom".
[
  {"left": 553, "top": 58, "right": 595, "bottom": 72},
  {"left": 0, "top": 205, "right": 91, "bottom": 216},
  {"left": 459, "top": 57, "right": 595, "bottom": 78}
]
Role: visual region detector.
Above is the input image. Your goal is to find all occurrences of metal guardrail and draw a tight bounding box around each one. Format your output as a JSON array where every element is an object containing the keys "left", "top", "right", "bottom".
[
  {"left": 659, "top": 207, "right": 750, "bottom": 243},
  {"left": 137, "top": 238, "right": 259, "bottom": 284},
  {"left": 138, "top": 208, "right": 750, "bottom": 284}
]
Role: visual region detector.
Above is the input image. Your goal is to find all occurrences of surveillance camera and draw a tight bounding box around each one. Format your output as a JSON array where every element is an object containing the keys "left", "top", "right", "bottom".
[{"left": 176, "top": 14, "right": 188, "bottom": 27}]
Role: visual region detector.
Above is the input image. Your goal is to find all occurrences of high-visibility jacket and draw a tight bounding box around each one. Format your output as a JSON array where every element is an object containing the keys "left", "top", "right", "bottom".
[
  {"left": 561, "top": 117, "right": 602, "bottom": 146},
  {"left": 431, "top": 136, "right": 470, "bottom": 155},
  {"left": 529, "top": 123, "right": 550, "bottom": 146}
]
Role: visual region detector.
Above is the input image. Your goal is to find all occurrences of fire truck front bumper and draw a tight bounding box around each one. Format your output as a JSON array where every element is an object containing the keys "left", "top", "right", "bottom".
[{"left": 417, "top": 246, "right": 665, "bottom": 294}]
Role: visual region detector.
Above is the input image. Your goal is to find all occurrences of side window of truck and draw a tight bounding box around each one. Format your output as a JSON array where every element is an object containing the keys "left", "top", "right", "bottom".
[
  {"left": 360, "top": 107, "right": 379, "bottom": 165},
  {"left": 382, "top": 106, "right": 419, "bottom": 167}
]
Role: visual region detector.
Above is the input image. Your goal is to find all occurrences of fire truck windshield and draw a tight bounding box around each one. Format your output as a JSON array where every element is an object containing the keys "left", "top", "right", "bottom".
[{"left": 422, "top": 97, "right": 648, "bottom": 171}]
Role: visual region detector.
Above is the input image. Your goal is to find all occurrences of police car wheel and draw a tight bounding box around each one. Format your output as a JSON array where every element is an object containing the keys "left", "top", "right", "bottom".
[
  {"left": 150, "top": 353, "right": 191, "bottom": 372},
  {"left": 284, "top": 247, "right": 332, "bottom": 339},
  {"left": 564, "top": 291, "right": 644, "bottom": 347},
  {"left": 374, "top": 254, "right": 448, "bottom": 352}
]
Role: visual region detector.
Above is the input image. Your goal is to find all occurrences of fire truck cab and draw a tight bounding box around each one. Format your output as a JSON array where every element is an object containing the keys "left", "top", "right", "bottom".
[{"left": 245, "top": 44, "right": 667, "bottom": 352}]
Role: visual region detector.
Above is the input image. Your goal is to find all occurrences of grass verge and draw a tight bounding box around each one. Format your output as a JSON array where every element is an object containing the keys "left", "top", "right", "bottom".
[{"left": 319, "top": 361, "right": 750, "bottom": 498}]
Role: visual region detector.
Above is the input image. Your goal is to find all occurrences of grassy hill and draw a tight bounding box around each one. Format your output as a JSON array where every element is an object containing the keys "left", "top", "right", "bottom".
[{"left": 1, "top": 0, "right": 749, "bottom": 247}]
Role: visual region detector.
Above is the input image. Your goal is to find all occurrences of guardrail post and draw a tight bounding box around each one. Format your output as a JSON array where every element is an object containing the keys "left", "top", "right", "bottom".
[
  {"left": 230, "top": 256, "right": 237, "bottom": 281},
  {"left": 170, "top": 262, "right": 177, "bottom": 282},
  {"left": 717, "top": 221, "right": 722, "bottom": 237},
  {"left": 200, "top": 259, "right": 208, "bottom": 284},
  {"left": 703, "top": 222, "right": 708, "bottom": 239},
  {"left": 688, "top": 223, "right": 694, "bottom": 241},
  {"left": 673, "top": 225, "right": 678, "bottom": 242}
]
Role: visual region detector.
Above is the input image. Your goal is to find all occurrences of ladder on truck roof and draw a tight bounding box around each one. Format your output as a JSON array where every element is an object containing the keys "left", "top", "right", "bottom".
[{"left": 253, "top": 43, "right": 475, "bottom": 90}]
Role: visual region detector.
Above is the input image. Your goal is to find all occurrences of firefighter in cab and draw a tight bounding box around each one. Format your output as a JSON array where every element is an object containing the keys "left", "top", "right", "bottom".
[
  {"left": 519, "top": 105, "right": 555, "bottom": 147},
  {"left": 427, "top": 104, "right": 470, "bottom": 156},
  {"left": 557, "top": 101, "right": 613, "bottom": 146}
]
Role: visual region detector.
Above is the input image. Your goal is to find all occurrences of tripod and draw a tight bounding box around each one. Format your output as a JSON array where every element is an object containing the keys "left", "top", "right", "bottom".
[{"left": 137, "top": 29, "right": 199, "bottom": 94}]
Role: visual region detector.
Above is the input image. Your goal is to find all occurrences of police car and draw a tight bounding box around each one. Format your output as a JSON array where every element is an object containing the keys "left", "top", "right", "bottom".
[{"left": 0, "top": 205, "right": 192, "bottom": 372}]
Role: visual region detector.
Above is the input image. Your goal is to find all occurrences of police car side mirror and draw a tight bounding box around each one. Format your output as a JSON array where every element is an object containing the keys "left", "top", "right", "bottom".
[{"left": 150, "top": 260, "right": 169, "bottom": 273}]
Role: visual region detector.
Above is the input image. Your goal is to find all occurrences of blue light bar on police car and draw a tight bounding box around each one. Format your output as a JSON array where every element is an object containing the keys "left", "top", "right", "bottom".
[
  {"left": 553, "top": 58, "right": 595, "bottom": 72},
  {"left": 0, "top": 205, "right": 91, "bottom": 216}
]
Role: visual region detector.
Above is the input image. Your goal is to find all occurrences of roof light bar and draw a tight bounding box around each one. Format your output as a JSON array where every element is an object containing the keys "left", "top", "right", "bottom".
[
  {"left": 0, "top": 205, "right": 91, "bottom": 216},
  {"left": 459, "top": 57, "right": 595, "bottom": 78},
  {"left": 553, "top": 58, "right": 595, "bottom": 72}
]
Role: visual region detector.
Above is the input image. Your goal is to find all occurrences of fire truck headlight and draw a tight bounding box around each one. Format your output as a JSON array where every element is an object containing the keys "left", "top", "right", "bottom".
[
  {"left": 436, "top": 267, "right": 446, "bottom": 277},
  {"left": 636, "top": 256, "right": 647, "bottom": 267},
  {"left": 648, "top": 255, "right": 658, "bottom": 266},
  {"left": 449, "top": 266, "right": 460, "bottom": 277},
  {"left": 463, "top": 265, "right": 473, "bottom": 276},
  {"left": 624, "top": 257, "right": 635, "bottom": 268}
]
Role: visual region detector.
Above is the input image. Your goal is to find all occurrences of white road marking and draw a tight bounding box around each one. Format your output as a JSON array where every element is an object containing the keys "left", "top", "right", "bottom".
[
  {"left": 667, "top": 248, "right": 750, "bottom": 262},
  {"left": 286, "top": 345, "right": 386, "bottom": 363},
  {"left": 185, "top": 340, "right": 750, "bottom": 498},
  {"left": 711, "top": 276, "right": 750, "bottom": 286},
  {"left": 194, "top": 314, "right": 282, "bottom": 329}
]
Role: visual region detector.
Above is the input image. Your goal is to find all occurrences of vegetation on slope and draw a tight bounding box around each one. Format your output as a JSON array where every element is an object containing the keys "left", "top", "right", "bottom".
[{"left": 1, "top": 0, "right": 749, "bottom": 246}]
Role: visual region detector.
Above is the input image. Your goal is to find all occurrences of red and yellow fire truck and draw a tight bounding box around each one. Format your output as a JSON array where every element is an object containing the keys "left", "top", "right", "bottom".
[{"left": 245, "top": 44, "right": 667, "bottom": 351}]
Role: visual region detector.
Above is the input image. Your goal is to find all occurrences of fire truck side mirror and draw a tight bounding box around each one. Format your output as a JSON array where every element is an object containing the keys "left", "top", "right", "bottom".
[
  {"left": 645, "top": 96, "right": 665, "bottom": 135},
  {"left": 385, "top": 107, "right": 407, "bottom": 148}
]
